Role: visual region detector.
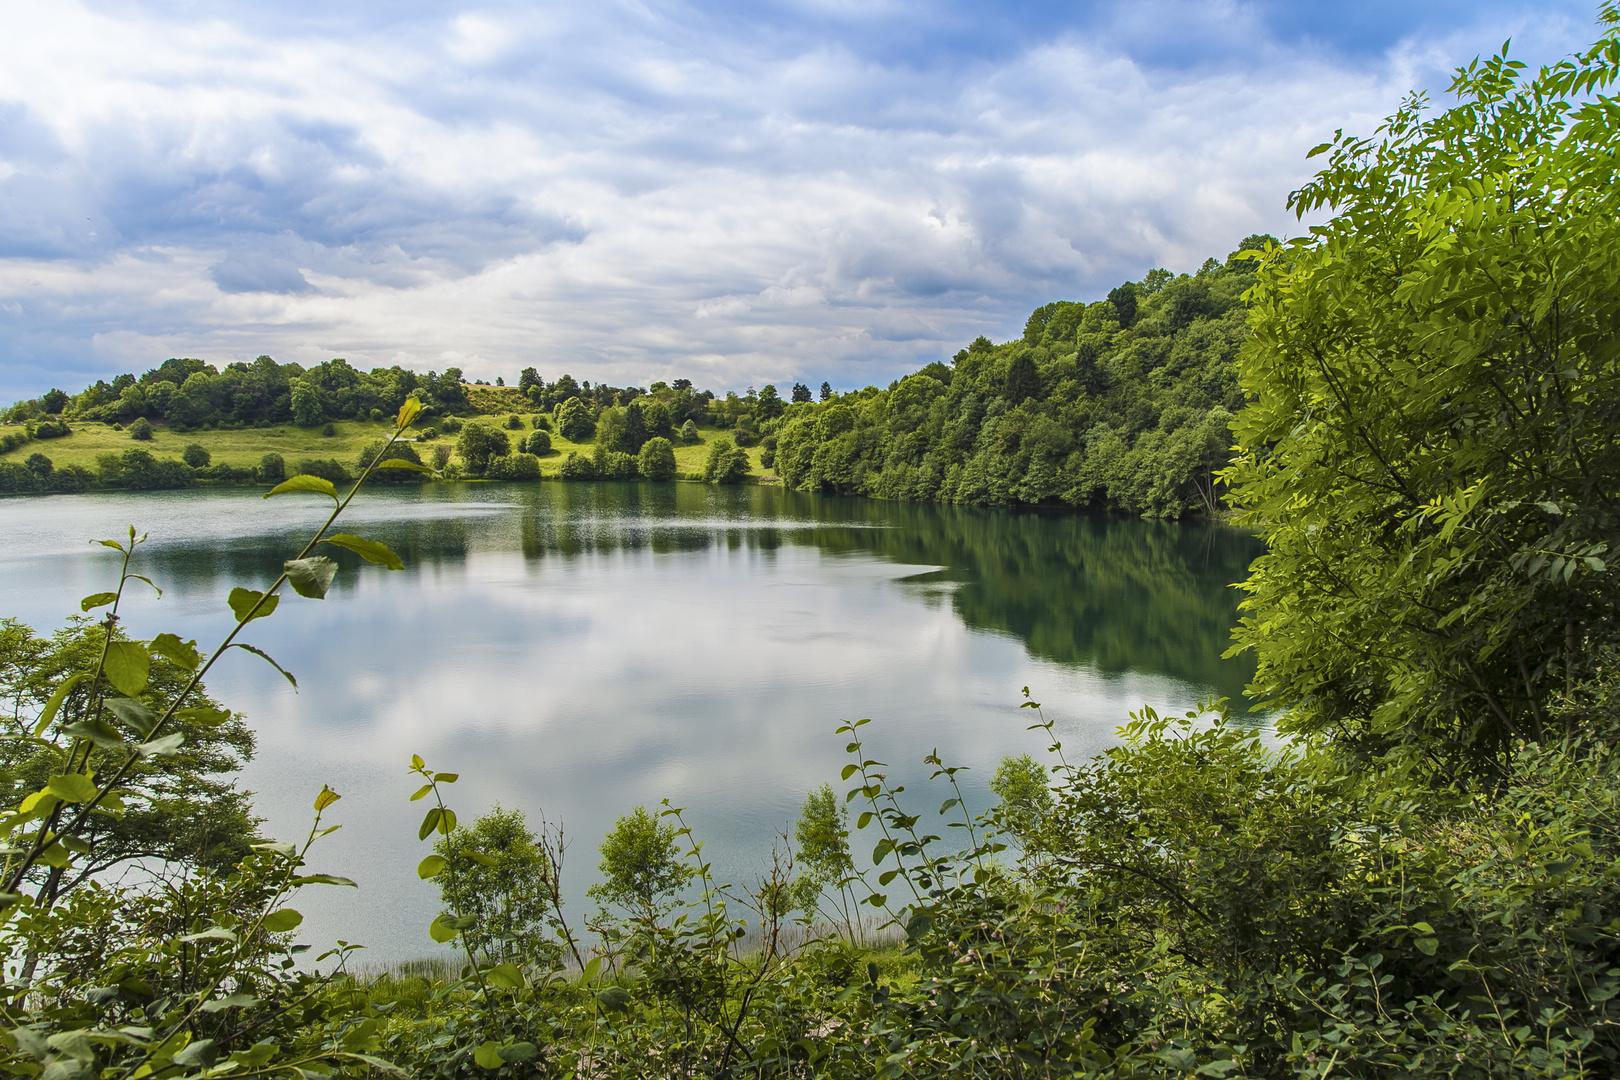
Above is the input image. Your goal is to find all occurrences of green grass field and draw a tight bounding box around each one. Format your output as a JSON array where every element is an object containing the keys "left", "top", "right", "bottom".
[{"left": 0, "top": 415, "right": 778, "bottom": 483}]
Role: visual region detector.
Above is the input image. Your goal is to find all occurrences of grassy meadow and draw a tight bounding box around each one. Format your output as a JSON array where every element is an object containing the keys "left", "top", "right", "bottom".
[{"left": 0, "top": 409, "right": 777, "bottom": 485}]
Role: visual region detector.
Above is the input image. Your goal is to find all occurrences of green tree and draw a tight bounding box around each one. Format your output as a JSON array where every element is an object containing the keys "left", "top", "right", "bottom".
[
  {"left": 703, "top": 437, "right": 751, "bottom": 484},
  {"left": 677, "top": 419, "right": 700, "bottom": 445},
  {"left": 289, "top": 377, "right": 323, "bottom": 427},
  {"left": 587, "top": 805, "right": 688, "bottom": 919},
  {"left": 524, "top": 428, "right": 552, "bottom": 455},
  {"left": 1227, "top": 27, "right": 1620, "bottom": 768},
  {"left": 355, "top": 439, "right": 424, "bottom": 483},
  {"left": 257, "top": 451, "right": 285, "bottom": 483},
  {"left": 431, "top": 805, "right": 553, "bottom": 962},
  {"left": 789, "top": 783, "right": 857, "bottom": 940},
  {"left": 989, "top": 752, "right": 1052, "bottom": 841},
  {"left": 0, "top": 617, "right": 261, "bottom": 902},
  {"left": 636, "top": 437, "right": 676, "bottom": 481},
  {"left": 455, "top": 424, "right": 509, "bottom": 475},
  {"left": 554, "top": 397, "right": 595, "bottom": 442},
  {"left": 128, "top": 418, "right": 152, "bottom": 441},
  {"left": 181, "top": 444, "right": 211, "bottom": 469}
]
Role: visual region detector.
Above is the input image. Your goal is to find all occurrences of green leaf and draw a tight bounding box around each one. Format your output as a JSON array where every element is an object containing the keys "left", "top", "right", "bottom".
[
  {"left": 46, "top": 773, "right": 98, "bottom": 804},
  {"left": 61, "top": 718, "right": 125, "bottom": 750},
  {"left": 31, "top": 672, "right": 89, "bottom": 737},
  {"left": 596, "top": 986, "right": 633, "bottom": 1013},
  {"left": 228, "top": 588, "right": 280, "bottom": 624},
  {"left": 434, "top": 772, "right": 459, "bottom": 783},
  {"left": 148, "top": 633, "right": 201, "bottom": 671},
  {"left": 409, "top": 784, "right": 433, "bottom": 802},
  {"left": 104, "top": 697, "right": 156, "bottom": 736},
  {"left": 473, "top": 1042, "right": 505, "bottom": 1070},
  {"left": 103, "top": 641, "right": 150, "bottom": 697},
  {"left": 199, "top": 994, "right": 260, "bottom": 1013},
  {"left": 417, "top": 855, "right": 446, "bottom": 879},
  {"left": 262, "top": 908, "right": 303, "bottom": 933},
  {"left": 487, "top": 963, "right": 525, "bottom": 990},
  {"left": 285, "top": 557, "right": 338, "bottom": 600},
  {"left": 321, "top": 534, "right": 404, "bottom": 571},
  {"left": 376, "top": 458, "right": 431, "bottom": 473},
  {"left": 172, "top": 1040, "right": 220, "bottom": 1068},
  {"left": 1415, "top": 937, "right": 1439, "bottom": 955},
  {"left": 252, "top": 841, "right": 297, "bottom": 857},
  {"left": 176, "top": 706, "right": 231, "bottom": 727},
  {"left": 264, "top": 474, "right": 339, "bottom": 501},
  {"left": 419, "top": 808, "right": 442, "bottom": 841},
  {"left": 314, "top": 786, "right": 341, "bottom": 811},
  {"left": 498, "top": 1043, "right": 537, "bottom": 1063},
  {"left": 439, "top": 808, "right": 457, "bottom": 834},
  {"left": 79, "top": 592, "right": 118, "bottom": 612},
  {"left": 427, "top": 914, "right": 460, "bottom": 943},
  {"left": 136, "top": 732, "right": 185, "bottom": 757},
  {"left": 396, "top": 398, "right": 423, "bottom": 430},
  {"left": 229, "top": 643, "right": 298, "bottom": 688},
  {"left": 291, "top": 874, "right": 358, "bottom": 887}
]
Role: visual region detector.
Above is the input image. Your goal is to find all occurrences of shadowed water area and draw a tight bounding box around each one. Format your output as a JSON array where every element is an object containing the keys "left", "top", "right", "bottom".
[{"left": 0, "top": 482, "right": 1262, "bottom": 964}]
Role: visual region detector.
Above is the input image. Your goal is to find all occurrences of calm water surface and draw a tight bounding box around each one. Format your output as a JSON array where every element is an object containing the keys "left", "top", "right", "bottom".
[{"left": 0, "top": 483, "right": 1261, "bottom": 964}]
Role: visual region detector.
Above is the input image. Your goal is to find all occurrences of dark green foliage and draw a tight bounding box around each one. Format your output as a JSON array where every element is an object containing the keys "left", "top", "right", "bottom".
[
  {"left": 485, "top": 453, "right": 541, "bottom": 481},
  {"left": 591, "top": 442, "right": 639, "bottom": 480},
  {"left": 772, "top": 252, "right": 1257, "bottom": 517},
  {"left": 676, "top": 418, "right": 700, "bottom": 445},
  {"left": 32, "top": 418, "right": 69, "bottom": 439},
  {"left": 257, "top": 451, "right": 285, "bottom": 483},
  {"left": 292, "top": 457, "right": 349, "bottom": 485},
  {"left": 181, "top": 443, "right": 211, "bottom": 468},
  {"left": 128, "top": 418, "right": 152, "bottom": 440},
  {"left": 523, "top": 428, "right": 552, "bottom": 455},
  {"left": 356, "top": 439, "right": 424, "bottom": 483},
  {"left": 115, "top": 449, "right": 193, "bottom": 490},
  {"left": 503, "top": 414, "right": 523, "bottom": 430},
  {"left": 455, "top": 424, "right": 509, "bottom": 475},
  {"left": 558, "top": 450, "right": 595, "bottom": 480},
  {"left": 792, "top": 382, "right": 812, "bottom": 403},
  {"left": 636, "top": 436, "right": 676, "bottom": 481},
  {"left": 320, "top": 423, "right": 336, "bottom": 437}
]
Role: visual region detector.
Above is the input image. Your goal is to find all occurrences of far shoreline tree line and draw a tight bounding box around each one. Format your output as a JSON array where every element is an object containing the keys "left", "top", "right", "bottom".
[{"left": 0, "top": 240, "right": 1268, "bottom": 518}]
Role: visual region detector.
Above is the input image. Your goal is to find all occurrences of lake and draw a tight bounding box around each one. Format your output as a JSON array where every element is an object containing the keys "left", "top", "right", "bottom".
[{"left": 0, "top": 482, "right": 1262, "bottom": 965}]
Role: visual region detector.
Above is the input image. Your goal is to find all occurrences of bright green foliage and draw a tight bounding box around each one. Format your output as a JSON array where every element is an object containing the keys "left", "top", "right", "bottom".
[
  {"left": 988, "top": 752, "right": 1052, "bottom": 840},
  {"left": 636, "top": 436, "right": 676, "bottom": 481},
  {"left": 702, "top": 437, "right": 751, "bottom": 484},
  {"left": 790, "top": 783, "right": 858, "bottom": 938},
  {"left": 1228, "top": 17, "right": 1620, "bottom": 766},
  {"left": 591, "top": 442, "right": 639, "bottom": 480},
  {"left": 676, "top": 418, "right": 700, "bottom": 445},
  {"left": 553, "top": 396, "right": 595, "bottom": 442},
  {"left": 587, "top": 805, "right": 688, "bottom": 918},
  {"left": 522, "top": 428, "right": 551, "bottom": 455},
  {"left": 454, "top": 424, "right": 509, "bottom": 475},
  {"left": 431, "top": 806, "right": 555, "bottom": 962}
]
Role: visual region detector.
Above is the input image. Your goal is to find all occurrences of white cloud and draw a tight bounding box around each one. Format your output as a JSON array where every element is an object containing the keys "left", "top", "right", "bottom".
[{"left": 0, "top": 0, "right": 1598, "bottom": 399}]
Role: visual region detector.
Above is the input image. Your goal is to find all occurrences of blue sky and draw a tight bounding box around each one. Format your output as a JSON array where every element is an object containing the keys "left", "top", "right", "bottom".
[{"left": 0, "top": 0, "right": 1601, "bottom": 401}]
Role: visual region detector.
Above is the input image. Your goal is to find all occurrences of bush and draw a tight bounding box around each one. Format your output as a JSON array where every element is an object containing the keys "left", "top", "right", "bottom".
[
  {"left": 440, "top": 416, "right": 463, "bottom": 433},
  {"left": 703, "top": 437, "right": 751, "bottom": 484},
  {"left": 485, "top": 453, "right": 541, "bottom": 481},
  {"left": 677, "top": 419, "right": 700, "bottom": 445},
  {"left": 530, "top": 413, "right": 549, "bottom": 431},
  {"left": 637, "top": 436, "right": 676, "bottom": 481},
  {"left": 258, "top": 452, "right": 286, "bottom": 483},
  {"left": 558, "top": 450, "right": 595, "bottom": 480},
  {"left": 320, "top": 423, "right": 335, "bottom": 437},
  {"left": 0, "top": 462, "right": 43, "bottom": 493},
  {"left": 524, "top": 429, "right": 552, "bottom": 455},
  {"left": 181, "top": 443, "right": 211, "bottom": 468},
  {"left": 504, "top": 413, "right": 523, "bottom": 430},
  {"left": 128, "top": 418, "right": 152, "bottom": 441},
  {"left": 369, "top": 407, "right": 384, "bottom": 422},
  {"left": 32, "top": 419, "right": 69, "bottom": 439},
  {"left": 593, "top": 445, "right": 638, "bottom": 480},
  {"left": 294, "top": 458, "right": 349, "bottom": 485},
  {"left": 356, "top": 439, "right": 425, "bottom": 483},
  {"left": 118, "top": 449, "right": 192, "bottom": 490}
]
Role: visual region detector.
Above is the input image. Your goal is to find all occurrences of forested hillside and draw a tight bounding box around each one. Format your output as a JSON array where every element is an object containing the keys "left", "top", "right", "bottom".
[{"left": 771, "top": 240, "right": 1267, "bottom": 517}]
